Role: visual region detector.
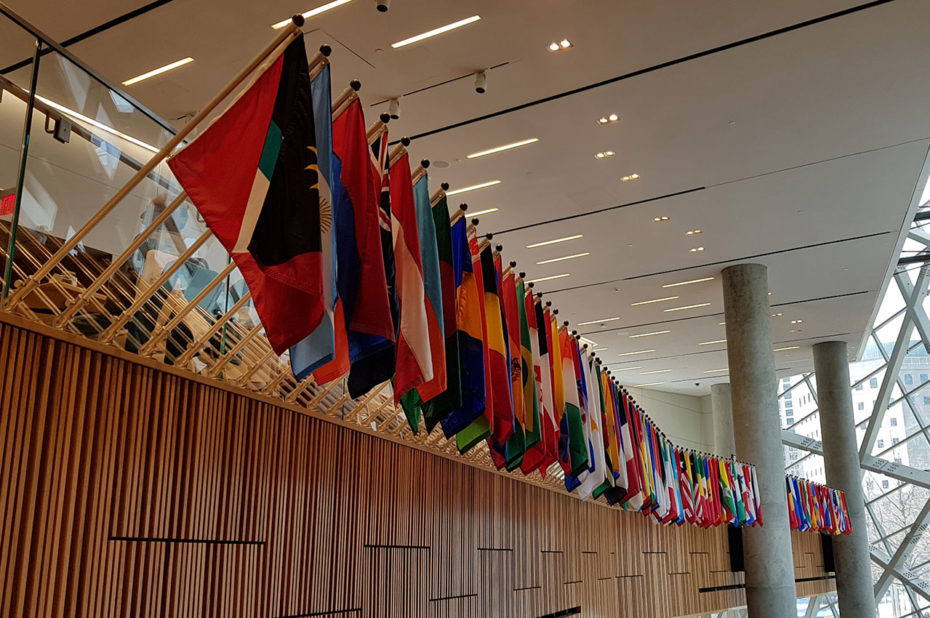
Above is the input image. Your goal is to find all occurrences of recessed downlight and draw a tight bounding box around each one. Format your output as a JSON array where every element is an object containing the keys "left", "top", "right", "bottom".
[
  {"left": 689, "top": 246, "right": 705, "bottom": 253},
  {"left": 771, "top": 312, "right": 784, "bottom": 318},
  {"left": 621, "top": 173, "right": 641, "bottom": 182},
  {"left": 653, "top": 216, "right": 669, "bottom": 222},
  {"left": 633, "top": 381, "right": 665, "bottom": 388},
  {"left": 791, "top": 319, "right": 803, "bottom": 325},
  {"left": 686, "top": 229, "right": 702, "bottom": 235},
  {"left": 548, "top": 38, "right": 573, "bottom": 51},
  {"left": 595, "top": 151, "right": 615, "bottom": 159},
  {"left": 598, "top": 113, "right": 620, "bottom": 125},
  {"left": 640, "top": 369, "right": 672, "bottom": 375},
  {"left": 610, "top": 366, "right": 642, "bottom": 372},
  {"left": 526, "top": 234, "right": 582, "bottom": 248},
  {"left": 704, "top": 368, "right": 729, "bottom": 374}
]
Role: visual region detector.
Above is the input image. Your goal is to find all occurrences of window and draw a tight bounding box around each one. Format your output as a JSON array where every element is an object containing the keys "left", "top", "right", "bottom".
[
  {"left": 785, "top": 391, "right": 792, "bottom": 399},
  {"left": 856, "top": 383, "right": 863, "bottom": 391},
  {"left": 784, "top": 401, "right": 793, "bottom": 409},
  {"left": 924, "top": 397, "right": 930, "bottom": 405},
  {"left": 891, "top": 418, "right": 898, "bottom": 427},
  {"left": 871, "top": 377, "right": 880, "bottom": 388},
  {"left": 882, "top": 480, "right": 889, "bottom": 489},
  {"left": 878, "top": 439, "right": 885, "bottom": 448},
  {"left": 921, "top": 373, "right": 928, "bottom": 383},
  {"left": 905, "top": 374, "right": 913, "bottom": 386},
  {"left": 858, "top": 402, "right": 865, "bottom": 411},
  {"left": 893, "top": 438, "right": 900, "bottom": 445},
  {"left": 895, "top": 458, "right": 903, "bottom": 464}
]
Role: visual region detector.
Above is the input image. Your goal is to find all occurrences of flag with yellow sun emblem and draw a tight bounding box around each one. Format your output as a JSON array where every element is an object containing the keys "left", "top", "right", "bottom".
[{"left": 168, "top": 34, "right": 326, "bottom": 356}]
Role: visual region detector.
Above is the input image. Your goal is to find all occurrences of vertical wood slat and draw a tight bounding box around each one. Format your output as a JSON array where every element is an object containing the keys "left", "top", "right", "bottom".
[{"left": 0, "top": 317, "right": 835, "bottom": 617}]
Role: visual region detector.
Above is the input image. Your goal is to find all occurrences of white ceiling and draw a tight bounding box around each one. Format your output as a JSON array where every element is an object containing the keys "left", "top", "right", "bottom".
[{"left": 5, "top": 0, "right": 930, "bottom": 395}]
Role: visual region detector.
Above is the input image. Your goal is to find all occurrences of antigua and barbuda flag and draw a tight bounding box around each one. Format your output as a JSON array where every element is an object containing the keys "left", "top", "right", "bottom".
[{"left": 168, "top": 34, "right": 325, "bottom": 355}]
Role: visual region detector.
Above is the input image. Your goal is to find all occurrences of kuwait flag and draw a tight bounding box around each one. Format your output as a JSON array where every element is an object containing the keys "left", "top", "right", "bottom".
[{"left": 168, "top": 35, "right": 324, "bottom": 355}]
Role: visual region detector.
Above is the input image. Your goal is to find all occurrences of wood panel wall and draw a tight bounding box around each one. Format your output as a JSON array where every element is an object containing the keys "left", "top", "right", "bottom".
[{"left": 0, "top": 316, "right": 834, "bottom": 617}]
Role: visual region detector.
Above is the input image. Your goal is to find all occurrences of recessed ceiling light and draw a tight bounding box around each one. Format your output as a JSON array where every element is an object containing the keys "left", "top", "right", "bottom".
[
  {"left": 653, "top": 216, "right": 669, "bottom": 222},
  {"left": 560, "top": 39, "right": 572, "bottom": 48},
  {"left": 549, "top": 42, "right": 560, "bottom": 51},
  {"left": 621, "top": 173, "right": 641, "bottom": 182},
  {"left": 595, "top": 151, "right": 615, "bottom": 159},
  {"left": 718, "top": 321, "right": 726, "bottom": 326},
  {"left": 704, "top": 368, "right": 729, "bottom": 374},
  {"left": 629, "top": 330, "right": 670, "bottom": 338},
  {"left": 468, "top": 208, "right": 499, "bottom": 217},
  {"left": 610, "top": 366, "right": 642, "bottom": 372},
  {"left": 689, "top": 246, "right": 705, "bottom": 253},
  {"left": 640, "top": 369, "right": 672, "bottom": 375},
  {"left": 771, "top": 312, "right": 784, "bottom": 318},
  {"left": 597, "top": 113, "right": 620, "bottom": 125},
  {"left": 698, "top": 339, "right": 727, "bottom": 346},
  {"left": 686, "top": 229, "right": 702, "bottom": 235},
  {"left": 392, "top": 15, "right": 481, "bottom": 48},
  {"left": 592, "top": 347, "right": 607, "bottom": 352},
  {"left": 548, "top": 38, "right": 573, "bottom": 51},
  {"left": 577, "top": 316, "right": 621, "bottom": 326},
  {"left": 526, "top": 234, "right": 583, "bottom": 248},
  {"left": 633, "top": 381, "right": 665, "bottom": 388},
  {"left": 37, "top": 95, "right": 158, "bottom": 152},
  {"left": 663, "top": 277, "right": 715, "bottom": 288},
  {"left": 789, "top": 329, "right": 802, "bottom": 333},
  {"left": 791, "top": 319, "right": 803, "bottom": 324},
  {"left": 536, "top": 252, "right": 590, "bottom": 265},
  {"left": 618, "top": 349, "right": 655, "bottom": 357},
  {"left": 579, "top": 336, "right": 599, "bottom": 346},
  {"left": 445, "top": 179, "right": 501, "bottom": 196},
  {"left": 526, "top": 273, "right": 570, "bottom": 284},
  {"left": 631, "top": 296, "right": 678, "bottom": 306},
  {"left": 774, "top": 346, "right": 800, "bottom": 352},
  {"left": 467, "top": 137, "right": 538, "bottom": 159},
  {"left": 122, "top": 57, "right": 194, "bottom": 86},
  {"left": 272, "top": 0, "right": 353, "bottom": 28},
  {"left": 664, "top": 302, "right": 711, "bottom": 312}
]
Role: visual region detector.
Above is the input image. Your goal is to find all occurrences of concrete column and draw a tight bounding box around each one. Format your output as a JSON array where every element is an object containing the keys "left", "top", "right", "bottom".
[
  {"left": 813, "top": 341, "right": 877, "bottom": 618},
  {"left": 711, "top": 382, "right": 736, "bottom": 456},
  {"left": 721, "top": 264, "right": 797, "bottom": 617}
]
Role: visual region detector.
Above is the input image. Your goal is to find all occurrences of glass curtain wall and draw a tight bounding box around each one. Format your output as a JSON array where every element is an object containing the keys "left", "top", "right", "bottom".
[{"left": 778, "top": 178, "right": 930, "bottom": 617}]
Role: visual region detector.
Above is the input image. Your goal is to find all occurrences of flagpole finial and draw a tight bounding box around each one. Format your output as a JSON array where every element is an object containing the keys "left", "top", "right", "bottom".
[
  {"left": 518, "top": 271, "right": 525, "bottom": 278},
  {"left": 510, "top": 261, "right": 517, "bottom": 269},
  {"left": 442, "top": 183, "right": 450, "bottom": 191},
  {"left": 563, "top": 320, "right": 569, "bottom": 327},
  {"left": 485, "top": 233, "right": 493, "bottom": 240},
  {"left": 471, "top": 218, "right": 480, "bottom": 226},
  {"left": 458, "top": 202, "right": 466, "bottom": 210},
  {"left": 545, "top": 300, "right": 551, "bottom": 306},
  {"left": 495, "top": 244, "right": 503, "bottom": 252},
  {"left": 421, "top": 159, "right": 430, "bottom": 168},
  {"left": 292, "top": 14, "right": 306, "bottom": 27},
  {"left": 552, "top": 308, "right": 558, "bottom": 314},
  {"left": 401, "top": 136, "right": 411, "bottom": 146},
  {"left": 320, "top": 44, "right": 332, "bottom": 56},
  {"left": 380, "top": 112, "right": 390, "bottom": 123},
  {"left": 571, "top": 329, "right": 577, "bottom": 335}
]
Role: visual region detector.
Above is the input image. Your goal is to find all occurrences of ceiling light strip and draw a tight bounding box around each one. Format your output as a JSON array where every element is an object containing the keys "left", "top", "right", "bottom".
[
  {"left": 629, "top": 330, "right": 670, "bottom": 339},
  {"left": 577, "top": 316, "right": 620, "bottom": 326},
  {"left": 662, "top": 277, "right": 715, "bottom": 288},
  {"left": 698, "top": 339, "right": 727, "bottom": 346},
  {"left": 663, "top": 302, "right": 711, "bottom": 312},
  {"left": 445, "top": 180, "right": 501, "bottom": 196},
  {"left": 467, "top": 138, "right": 538, "bottom": 159},
  {"left": 392, "top": 15, "right": 481, "bottom": 48},
  {"left": 122, "top": 57, "right": 194, "bottom": 86},
  {"left": 526, "top": 273, "right": 570, "bottom": 284},
  {"left": 536, "top": 252, "right": 590, "bottom": 265},
  {"left": 631, "top": 296, "right": 678, "bottom": 306},
  {"left": 617, "top": 349, "right": 655, "bottom": 357},
  {"left": 272, "top": 0, "right": 353, "bottom": 28},
  {"left": 526, "top": 234, "right": 583, "bottom": 248},
  {"left": 468, "top": 208, "right": 499, "bottom": 217}
]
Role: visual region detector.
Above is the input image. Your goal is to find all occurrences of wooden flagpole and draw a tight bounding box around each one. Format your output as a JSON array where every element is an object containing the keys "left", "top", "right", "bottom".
[{"left": 4, "top": 20, "right": 304, "bottom": 311}]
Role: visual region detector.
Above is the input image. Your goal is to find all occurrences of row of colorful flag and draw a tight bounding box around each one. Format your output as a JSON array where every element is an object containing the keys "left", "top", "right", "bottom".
[
  {"left": 788, "top": 477, "right": 852, "bottom": 535},
  {"left": 168, "top": 33, "right": 849, "bottom": 533}
]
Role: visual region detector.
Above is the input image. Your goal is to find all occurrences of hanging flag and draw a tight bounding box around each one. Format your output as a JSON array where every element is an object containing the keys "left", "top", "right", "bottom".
[
  {"left": 412, "top": 172, "right": 446, "bottom": 402},
  {"left": 389, "top": 150, "right": 433, "bottom": 412},
  {"left": 619, "top": 391, "right": 643, "bottom": 509},
  {"left": 346, "top": 127, "right": 398, "bottom": 397},
  {"left": 455, "top": 229, "right": 494, "bottom": 453},
  {"left": 522, "top": 299, "right": 557, "bottom": 476},
  {"left": 518, "top": 281, "right": 541, "bottom": 452},
  {"left": 440, "top": 217, "right": 486, "bottom": 442},
  {"left": 287, "top": 61, "right": 337, "bottom": 378},
  {"left": 680, "top": 450, "right": 695, "bottom": 524},
  {"left": 168, "top": 35, "right": 325, "bottom": 355},
  {"left": 479, "top": 243, "right": 514, "bottom": 448},
  {"left": 559, "top": 327, "right": 589, "bottom": 477},
  {"left": 501, "top": 266, "right": 525, "bottom": 471},
  {"left": 422, "top": 194, "right": 461, "bottom": 431}
]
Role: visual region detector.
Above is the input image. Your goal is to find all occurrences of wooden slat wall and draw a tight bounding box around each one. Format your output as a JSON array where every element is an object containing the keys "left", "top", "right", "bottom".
[{"left": 0, "top": 318, "right": 835, "bottom": 617}]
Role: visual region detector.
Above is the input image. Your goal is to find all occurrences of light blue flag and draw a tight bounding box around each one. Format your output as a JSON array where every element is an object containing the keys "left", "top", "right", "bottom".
[{"left": 290, "top": 63, "right": 337, "bottom": 379}]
